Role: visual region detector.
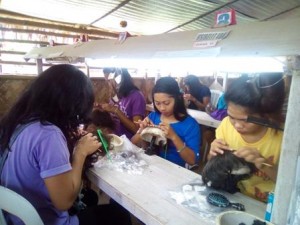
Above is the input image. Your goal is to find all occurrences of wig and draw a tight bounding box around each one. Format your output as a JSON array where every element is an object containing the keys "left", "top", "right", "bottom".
[
  {"left": 87, "top": 109, "right": 116, "bottom": 132},
  {"left": 84, "top": 109, "right": 116, "bottom": 168},
  {"left": 202, "top": 151, "right": 257, "bottom": 194}
]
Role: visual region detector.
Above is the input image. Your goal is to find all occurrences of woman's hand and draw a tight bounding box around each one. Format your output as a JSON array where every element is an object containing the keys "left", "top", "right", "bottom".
[
  {"left": 136, "top": 117, "right": 154, "bottom": 133},
  {"left": 208, "top": 139, "right": 231, "bottom": 157},
  {"left": 101, "top": 103, "right": 117, "bottom": 113},
  {"left": 74, "top": 133, "right": 101, "bottom": 158},
  {"left": 183, "top": 93, "right": 195, "bottom": 102},
  {"left": 158, "top": 122, "right": 176, "bottom": 140},
  {"left": 234, "top": 147, "right": 267, "bottom": 169}
]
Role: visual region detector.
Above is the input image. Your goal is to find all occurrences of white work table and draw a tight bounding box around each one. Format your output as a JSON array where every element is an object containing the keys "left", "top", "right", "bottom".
[
  {"left": 87, "top": 154, "right": 266, "bottom": 225},
  {"left": 146, "top": 104, "right": 221, "bottom": 128}
]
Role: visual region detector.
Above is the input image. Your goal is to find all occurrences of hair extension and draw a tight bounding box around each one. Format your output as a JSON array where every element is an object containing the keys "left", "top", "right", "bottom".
[
  {"left": 87, "top": 109, "right": 116, "bottom": 131},
  {"left": 202, "top": 151, "right": 257, "bottom": 194}
]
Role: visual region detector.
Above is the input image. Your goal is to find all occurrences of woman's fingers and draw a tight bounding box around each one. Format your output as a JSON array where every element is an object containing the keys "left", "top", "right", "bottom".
[
  {"left": 234, "top": 147, "right": 266, "bottom": 169},
  {"left": 209, "top": 139, "right": 231, "bottom": 156},
  {"left": 77, "top": 133, "right": 102, "bottom": 156}
]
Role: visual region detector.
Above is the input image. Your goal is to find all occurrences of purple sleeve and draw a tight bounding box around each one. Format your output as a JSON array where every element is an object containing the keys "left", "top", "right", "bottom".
[
  {"left": 35, "top": 131, "right": 72, "bottom": 179},
  {"left": 131, "top": 91, "right": 146, "bottom": 118}
]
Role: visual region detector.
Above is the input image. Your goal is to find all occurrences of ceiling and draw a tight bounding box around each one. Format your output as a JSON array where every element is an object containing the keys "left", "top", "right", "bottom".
[{"left": 1, "top": 0, "right": 300, "bottom": 39}]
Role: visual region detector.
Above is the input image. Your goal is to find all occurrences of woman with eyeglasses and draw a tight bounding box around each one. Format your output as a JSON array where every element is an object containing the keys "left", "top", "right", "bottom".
[
  {"left": 101, "top": 68, "right": 146, "bottom": 139},
  {"left": 207, "top": 73, "right": 285, "bottom": 202}
]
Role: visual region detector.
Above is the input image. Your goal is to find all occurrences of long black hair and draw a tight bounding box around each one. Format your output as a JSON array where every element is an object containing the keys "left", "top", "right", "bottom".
[
  {"left": 152, "top": 77, "right": 187, "bottom": 121},
  {"left": 115, "top": 68, "right": 139, "bottom": 98},
  {"left": 0, "top": 64, "right": 94, "bottom": 154},
  {"left": 225, "top": 73, "right": 285, "bottom": 124},
  {"left": 184, "top": 74, "right": 206, "bottom": 97}
]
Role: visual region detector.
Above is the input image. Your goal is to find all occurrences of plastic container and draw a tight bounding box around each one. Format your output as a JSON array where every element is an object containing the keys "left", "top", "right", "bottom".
[
  {"left": 216, "top": 211, "right": 274, "bottom": 225},
  {"left": 108, "top": 134, "right": 124, "bottom": 152}
]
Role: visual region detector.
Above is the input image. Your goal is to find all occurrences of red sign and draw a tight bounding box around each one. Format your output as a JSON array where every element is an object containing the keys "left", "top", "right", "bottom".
[{"left": 214, "top": 9, "right": 236, "bottom": 27}]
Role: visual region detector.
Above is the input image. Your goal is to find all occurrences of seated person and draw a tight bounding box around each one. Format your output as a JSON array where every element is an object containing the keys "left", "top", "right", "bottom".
[
  {"left": 183, "top": 75, "right": 211, "bottom": 111},
  {"left": 208, "top": 73, "right": 285, "bottom": 202},
  {"left": 101, "top": 68, "right": 146, "bottom": 139},
  {"left": 132, "top": 77, "right": 201, "bottom": 167}
]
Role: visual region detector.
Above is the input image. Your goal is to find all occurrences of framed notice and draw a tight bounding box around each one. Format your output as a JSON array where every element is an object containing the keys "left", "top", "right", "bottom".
[{"left": 214, "top": 9, "right": 236, "bottom": 27}]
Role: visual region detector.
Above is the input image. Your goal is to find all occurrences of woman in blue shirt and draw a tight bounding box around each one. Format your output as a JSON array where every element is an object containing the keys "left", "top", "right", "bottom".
[
  {"left": 132, "top": 77, "right": 201, "bottom": 167},
  {"left": 183, "top": 74, "right": 211, "bottom": 111}
]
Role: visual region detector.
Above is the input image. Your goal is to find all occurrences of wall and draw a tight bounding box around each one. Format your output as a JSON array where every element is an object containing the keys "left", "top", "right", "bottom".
[
  {"left": 0, "top": 75, "right": 156, "bottom": 118},
  {"left": 0, "top": 75, "right": 33, "bottom": 118}
]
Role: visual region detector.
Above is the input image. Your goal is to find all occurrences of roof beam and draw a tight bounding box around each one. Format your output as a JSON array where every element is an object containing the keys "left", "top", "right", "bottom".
[
  {"left": 0, "top": 38, "right": 51, "bottom": 45},
  {"left": 0, "top": 50, "right": 27, "bottom": 55},
  {"left": 90, "top": 0, "right": 133, "bottom": 25},
  {"left": 0, "top": 9, "right": 118, "bottom": 39},
  {"left": 263, "top": 4, "right": 300, "bottom": 21},
  {"left": 0, "top": 27, "right": 102, "bottom": 40}
]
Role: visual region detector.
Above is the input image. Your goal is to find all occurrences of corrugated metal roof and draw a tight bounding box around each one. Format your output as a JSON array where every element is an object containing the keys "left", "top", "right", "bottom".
[{"left": 1, "top": 0, "right": 300, "bottom": 37}]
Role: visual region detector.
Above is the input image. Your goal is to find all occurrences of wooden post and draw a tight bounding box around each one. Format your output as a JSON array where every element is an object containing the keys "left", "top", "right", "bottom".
[
  {"left": 36, "top": 59, "right": 43, "bottom": 75},
  {"left": 272, "top": 55, "right": 300, "bottom": 224}
]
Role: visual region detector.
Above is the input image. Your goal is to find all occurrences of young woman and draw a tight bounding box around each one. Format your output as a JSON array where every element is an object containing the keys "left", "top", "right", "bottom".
[
  {"left": 101, "top": 68, "right": 146, "bottom": 139},
  {"left": 0, "top": 64, "right": 131, "bottom": 225},
  {"left": 183, "top": 74, "right": 211, "bottom": 111},
  {"left": 132, "top": 77, "right": 201, "bottom": 167},
  {"left": 208, "top": 73, "right": 285, "bottom": 202}
]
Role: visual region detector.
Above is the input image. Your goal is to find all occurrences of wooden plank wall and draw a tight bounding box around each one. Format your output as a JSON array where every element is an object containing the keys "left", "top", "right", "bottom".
[{"left": 0, "top": 75, "right": 218, "bottom": 118}]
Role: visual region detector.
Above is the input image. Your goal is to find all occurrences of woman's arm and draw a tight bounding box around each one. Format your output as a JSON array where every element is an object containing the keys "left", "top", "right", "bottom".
[
  {"left": 131, "top": 117, "right": 153, "bottom": 146},
  {"left": 115, "top": 108, "right": 142, "bottom": 133},
  {"left": 159, "top": 122, "right": 196, "bottom": 165},
  {"left": 170, "top": 133, "right": 196, "bottom": 165},
  {"left": 234, "top": 147, "right": 278, "bottom": 181},
  {"left": 44, "top": 133, "right": 100, "bottom": 210},
  {"left": 189, "top": 95, "right": 208, "bottom": 111}
]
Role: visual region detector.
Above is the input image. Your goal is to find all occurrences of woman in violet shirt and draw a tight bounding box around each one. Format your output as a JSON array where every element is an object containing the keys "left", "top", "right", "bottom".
[
  {"left": 0, "top": 65, "right": 131, "bottom": 225},
  {"left": 101, "top": 68, "right": 146, "bottom": 139}
]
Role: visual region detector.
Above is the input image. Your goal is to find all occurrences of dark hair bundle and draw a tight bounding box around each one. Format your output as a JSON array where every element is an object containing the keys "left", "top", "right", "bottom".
[{"left": 202, "top": 151, "right": 257, "bottom": 194}]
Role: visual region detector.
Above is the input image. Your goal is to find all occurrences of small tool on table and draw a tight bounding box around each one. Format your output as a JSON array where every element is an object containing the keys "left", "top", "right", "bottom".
[{"left": 207, "top": 192, "right": 245, "bottom": 211}]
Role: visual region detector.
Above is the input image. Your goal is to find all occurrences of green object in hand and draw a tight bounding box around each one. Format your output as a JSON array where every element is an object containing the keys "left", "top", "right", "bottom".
[{"left": 97, "top": 129, "right": 111, "bottom": 161}]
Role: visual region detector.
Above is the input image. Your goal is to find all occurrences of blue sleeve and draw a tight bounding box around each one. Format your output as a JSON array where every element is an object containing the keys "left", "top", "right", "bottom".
[
  {"left": 148, "top": 111, "right": 161, "bottom": 125},
  {"left": 183, "top": 117, "right": 201, "bottom": 162},
  {"left": 202, "top": 86, "right": 211, "bottom": 97},
  {"left": 174, "top": 116, "right": 201, "bottom": 162}
]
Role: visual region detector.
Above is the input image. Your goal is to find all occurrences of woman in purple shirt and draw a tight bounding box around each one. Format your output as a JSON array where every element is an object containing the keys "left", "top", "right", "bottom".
[
  {"left": 0, "top": 65, "right": 131, "bottom": 225},
  {"left": 101, "top": 68, "right": 146, "bottom": 139}
]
